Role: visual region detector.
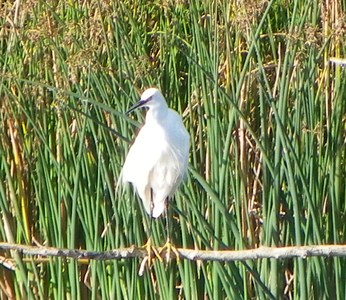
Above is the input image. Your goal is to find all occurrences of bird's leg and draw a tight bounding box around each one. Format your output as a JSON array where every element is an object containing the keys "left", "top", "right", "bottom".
[
  {"left": 139, "top": 236, "right": 162, "bottom": 276},
  {"left": 141, "top": 237, "right": 162, "bottom": 263},
  {"left": 140, "top": 189, "right": 162, "bottom": 273},
  {"left": 159, "top": 197, "right": 180, "bottom": 263},
  {"left": 165, "top": 196, "right": 171, "bottom": 243}
]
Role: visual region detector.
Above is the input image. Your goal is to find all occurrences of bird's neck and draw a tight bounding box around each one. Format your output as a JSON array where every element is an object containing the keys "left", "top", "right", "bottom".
[{"left": 146, "top": 106, "right": 168, "bottom": 123}]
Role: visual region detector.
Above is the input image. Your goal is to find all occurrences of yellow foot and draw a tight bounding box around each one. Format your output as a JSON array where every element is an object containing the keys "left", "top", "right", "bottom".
[
  {"left": 158, "top": 239, "right": 180, "bottom": 263},
  {"left": 138, "top": 238, "right": 162, "bottom": 276}
]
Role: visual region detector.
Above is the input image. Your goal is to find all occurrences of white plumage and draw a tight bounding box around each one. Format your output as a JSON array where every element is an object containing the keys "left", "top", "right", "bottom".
[{"left": 122, "top": 88, "right": 190, "bottom": 218}]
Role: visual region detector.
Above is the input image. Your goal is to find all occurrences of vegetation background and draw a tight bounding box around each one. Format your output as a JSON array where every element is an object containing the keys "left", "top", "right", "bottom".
[{"left": 0, "top": 0, "right": 345, "bottom": 299}]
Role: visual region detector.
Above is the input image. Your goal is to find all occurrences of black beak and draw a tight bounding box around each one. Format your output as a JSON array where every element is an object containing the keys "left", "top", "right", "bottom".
[{"left": 126, "top": 98, "right": 150, "bottom": 114}]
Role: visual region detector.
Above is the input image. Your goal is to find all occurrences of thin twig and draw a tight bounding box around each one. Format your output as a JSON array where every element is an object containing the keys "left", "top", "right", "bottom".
[{"left": 0, "top": 242, "right": 346, "bottom": 269}]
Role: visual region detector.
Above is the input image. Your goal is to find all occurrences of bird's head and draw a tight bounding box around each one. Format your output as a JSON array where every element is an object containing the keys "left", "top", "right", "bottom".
[{"left": 127, "top": 88, "right": 167, "bottom": 114}]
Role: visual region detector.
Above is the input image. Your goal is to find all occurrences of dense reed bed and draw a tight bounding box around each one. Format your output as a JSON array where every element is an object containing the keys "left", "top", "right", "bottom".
[{"left": 0, "top": 0, "right": 345, "bottom": 299}]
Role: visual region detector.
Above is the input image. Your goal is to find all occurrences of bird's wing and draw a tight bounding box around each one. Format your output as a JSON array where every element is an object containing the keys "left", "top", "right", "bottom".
[
  {"left": 149, "top": 125, "right": 190, "bottom": 218},
  {"left": 122, "top": 125, "right": 166, "bottom": 216},
  {"left": 122, "top": 125, "right": 161, "bottom": 183},
  {"left": 148, "top": 146, "right": 179, "bottom": 217}
]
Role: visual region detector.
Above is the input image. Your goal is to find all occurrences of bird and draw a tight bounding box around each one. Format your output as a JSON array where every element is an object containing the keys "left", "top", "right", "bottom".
[{"left": 122, "top": 88, "right": 189, "bottom": 264}]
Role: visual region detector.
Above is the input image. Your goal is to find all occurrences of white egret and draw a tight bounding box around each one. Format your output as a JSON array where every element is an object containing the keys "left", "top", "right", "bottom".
[
  {"left": 123, "top": 88, "right": 189, "bottom": 217},
  {"left": 122, "top": 88, "right": 189, "bottom": 263}
]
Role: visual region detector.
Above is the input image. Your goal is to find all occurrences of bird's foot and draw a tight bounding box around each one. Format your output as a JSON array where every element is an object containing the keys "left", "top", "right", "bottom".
[
  {"left": 158, "top": 238, "right": 180, "bottom": 263},
  {"left": 138, "top": 238, "right": 162, "bottom": 276}
]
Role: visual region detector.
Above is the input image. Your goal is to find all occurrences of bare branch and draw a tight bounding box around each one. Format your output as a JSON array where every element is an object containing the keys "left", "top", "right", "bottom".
[
  {"left": 177, "top": 245, "right": 346, "bottom": 261},
  {"left": 1, "top": 242, "right": 346, "bottom": 269},
  {"left": 0, "top": 243, "right": 146, "bottom": 261}
]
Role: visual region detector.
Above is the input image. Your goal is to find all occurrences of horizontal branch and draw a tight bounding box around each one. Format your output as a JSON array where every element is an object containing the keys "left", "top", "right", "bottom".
[
  {"left": 1, "top": 242, "right": 346, "bottom": 270},
  {"left": 180, "top": 244, "right": 346, "bottom": 261}
]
